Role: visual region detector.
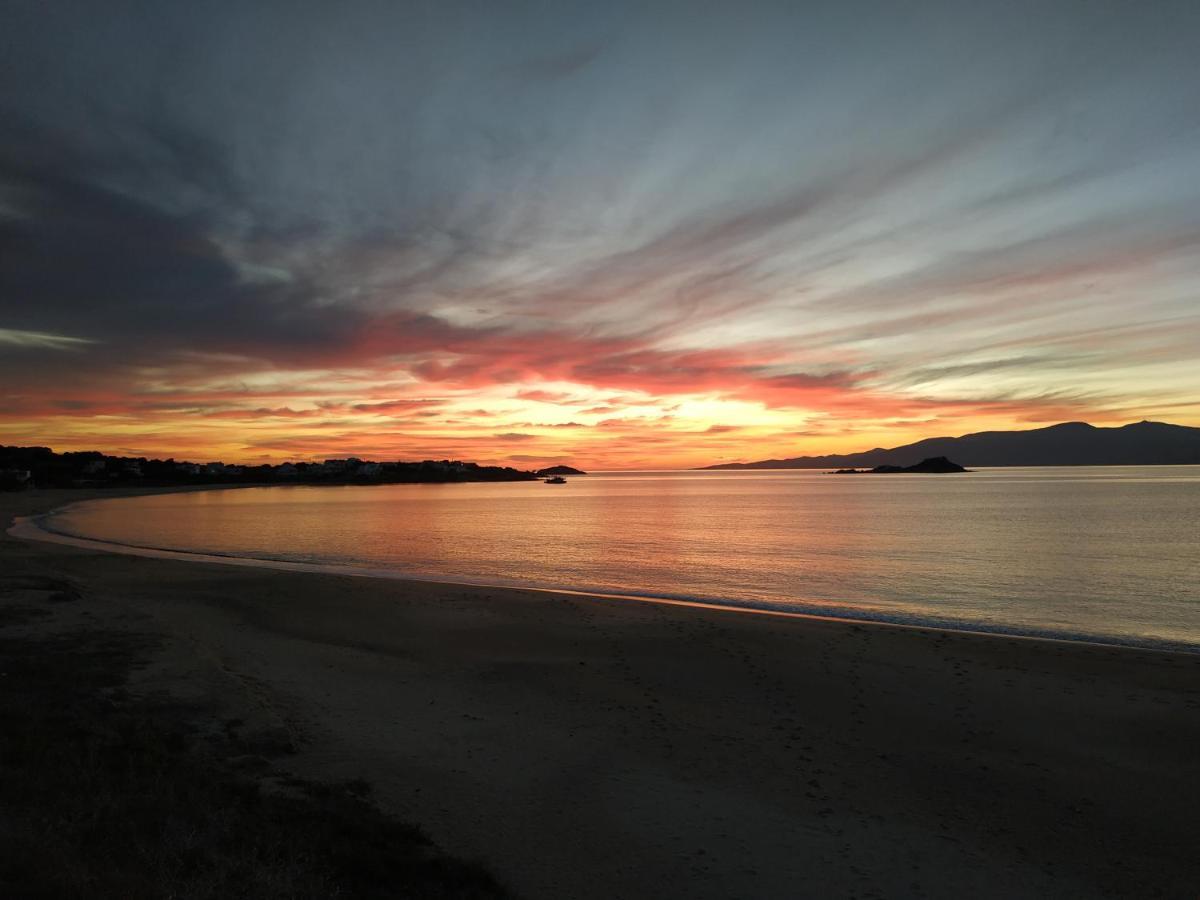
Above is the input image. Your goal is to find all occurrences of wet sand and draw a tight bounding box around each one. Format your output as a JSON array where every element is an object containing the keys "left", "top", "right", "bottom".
[{"left": 3, "top": 488, "right": 1199, "bottom": 899}]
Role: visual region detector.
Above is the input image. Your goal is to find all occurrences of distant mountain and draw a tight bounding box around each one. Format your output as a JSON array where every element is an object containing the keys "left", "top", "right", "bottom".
[
  {"left": 536, "top": 465, "right": 587, "bottom": 476},
  {"left": 701, "top": 421, "right": 1200, "bottom": 470}
]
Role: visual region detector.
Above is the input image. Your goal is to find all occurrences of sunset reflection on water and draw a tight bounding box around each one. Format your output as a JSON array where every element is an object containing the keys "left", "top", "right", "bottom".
[{"left": 47, "top": 467, "right": 1200, "bottom": 649}]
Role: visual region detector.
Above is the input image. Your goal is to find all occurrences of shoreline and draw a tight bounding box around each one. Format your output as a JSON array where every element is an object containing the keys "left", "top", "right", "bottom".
[
  {"left": 4, "top": 487, "right": 1200, "bottom": 898},
  {"left": 16, "top": 489, "right": 1199, "bottom": 657}
]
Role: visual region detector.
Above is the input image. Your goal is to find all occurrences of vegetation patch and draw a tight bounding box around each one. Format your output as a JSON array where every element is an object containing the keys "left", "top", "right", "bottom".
[{"left": 0, "top": 622, "right": 511, "bottom": 899}]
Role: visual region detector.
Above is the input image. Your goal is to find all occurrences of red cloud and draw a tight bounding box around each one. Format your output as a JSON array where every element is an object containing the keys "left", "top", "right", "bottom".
[
  {"left": 514, "top": 389, "right": 573, "bottom": 403},
  {"left": 350, "top": 399, "right": 445, "bottom": 413}
]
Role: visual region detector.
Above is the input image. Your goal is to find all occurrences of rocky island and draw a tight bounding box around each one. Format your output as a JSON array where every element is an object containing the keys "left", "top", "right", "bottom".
[
  {"left": 832, "top": 456, "right": 968, "bottom": 474},
  {"left": 536, "top": 465, "right": 588, "bottom": 476}
]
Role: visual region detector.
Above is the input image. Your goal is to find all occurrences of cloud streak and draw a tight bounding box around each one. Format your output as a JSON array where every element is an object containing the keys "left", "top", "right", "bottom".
[{"left": 2, "top": 0, "right": 1199, "bottom": 466}]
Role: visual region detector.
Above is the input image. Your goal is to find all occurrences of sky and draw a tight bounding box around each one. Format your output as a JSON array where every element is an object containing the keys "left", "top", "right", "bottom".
[{"left": 2, "top": 0, "right": 1199, "bottom": 469}]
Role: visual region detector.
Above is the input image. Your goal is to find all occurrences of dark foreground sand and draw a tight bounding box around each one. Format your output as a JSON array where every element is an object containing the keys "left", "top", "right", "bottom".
[{"left": 3, "top": 489, "right": 1199, "bottom": 899}]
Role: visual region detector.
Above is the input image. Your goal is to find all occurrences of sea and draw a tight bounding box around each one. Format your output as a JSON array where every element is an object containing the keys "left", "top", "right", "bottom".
[{"left": 35, "top": 467, "right": 1200, "bottom": 651}]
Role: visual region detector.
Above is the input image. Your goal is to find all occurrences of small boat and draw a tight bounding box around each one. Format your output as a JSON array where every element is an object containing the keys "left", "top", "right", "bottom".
[{"left": 544, "top": 475, "right": 567, "bottom": 484}]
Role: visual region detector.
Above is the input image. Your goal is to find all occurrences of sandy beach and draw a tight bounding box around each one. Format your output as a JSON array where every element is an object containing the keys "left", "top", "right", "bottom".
[{"left": 3, "top": 488, "right": 1199, "bottom": 899}]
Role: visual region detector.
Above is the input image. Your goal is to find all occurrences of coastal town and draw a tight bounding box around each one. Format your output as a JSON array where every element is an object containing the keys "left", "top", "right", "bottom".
[{"left": 0, "top": 445, "right": 542, "bottom": 490}]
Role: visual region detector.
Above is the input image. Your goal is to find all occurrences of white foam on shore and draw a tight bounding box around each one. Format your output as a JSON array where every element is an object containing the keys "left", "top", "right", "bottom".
[{"left": 10, "top": 503, "right": 1198, "bottom": 656}]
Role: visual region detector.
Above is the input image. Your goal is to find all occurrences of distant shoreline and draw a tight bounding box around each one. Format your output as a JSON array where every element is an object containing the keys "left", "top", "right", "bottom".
[
  {"left": 700, "top": 465, "right": 1200, "bottom": 472},
  {"left": 700, "top": 420, "right": 1200, "bottom": 470}
]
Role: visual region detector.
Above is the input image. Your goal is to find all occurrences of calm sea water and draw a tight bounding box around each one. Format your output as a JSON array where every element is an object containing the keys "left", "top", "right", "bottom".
[{"left": 42, "top": 468, "right": 1200, "bottom": 649}]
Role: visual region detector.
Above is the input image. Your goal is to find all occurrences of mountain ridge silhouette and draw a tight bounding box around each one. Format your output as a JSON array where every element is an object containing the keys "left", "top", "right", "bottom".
[{"left": 701, "top": 421, "right": 1200, "bottom": 469}]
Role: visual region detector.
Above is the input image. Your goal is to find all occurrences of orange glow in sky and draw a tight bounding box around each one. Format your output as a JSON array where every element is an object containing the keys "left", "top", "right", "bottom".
[{"left": 3, "top": 338, "right": 1196, "bottom": 469}]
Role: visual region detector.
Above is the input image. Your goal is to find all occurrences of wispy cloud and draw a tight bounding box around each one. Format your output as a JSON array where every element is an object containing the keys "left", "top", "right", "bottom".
[
  {"left": 2, "top": 0, "right": 1198, "bottom": 466},
  {"left": 0, "top": 328, "right": 95, "bottom": 350}
]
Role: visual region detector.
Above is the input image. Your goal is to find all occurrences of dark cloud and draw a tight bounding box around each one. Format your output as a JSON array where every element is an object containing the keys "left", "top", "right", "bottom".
[
  {"left": 508, "top": 44, "right": 605, "bottom": 81},
  {"left": 350, "top": 399, "right": 445, "bottom": 413}
]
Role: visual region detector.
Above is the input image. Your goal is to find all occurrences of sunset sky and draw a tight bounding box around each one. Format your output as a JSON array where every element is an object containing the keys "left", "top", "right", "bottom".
[{"left": 3, "top": 0, "right": 1199, "bottom": 469}]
